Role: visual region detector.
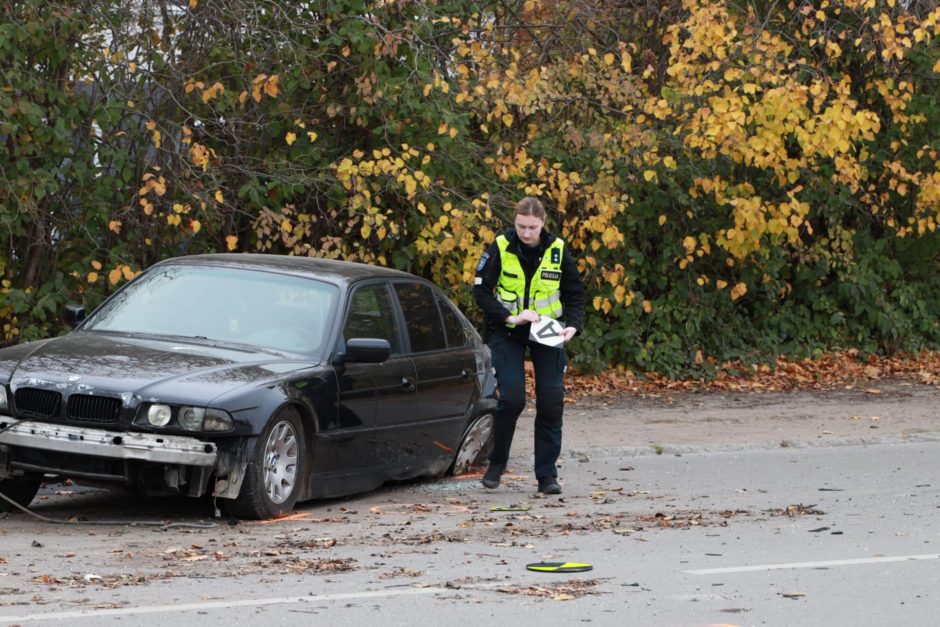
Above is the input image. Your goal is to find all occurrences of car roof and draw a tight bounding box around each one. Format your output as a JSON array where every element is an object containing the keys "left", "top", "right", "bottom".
[{"left": 154, "top": 253, "right": 419, "bottom": 286}]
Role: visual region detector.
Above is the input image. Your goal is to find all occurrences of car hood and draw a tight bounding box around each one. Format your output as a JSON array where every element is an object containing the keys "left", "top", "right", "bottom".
[{"left": 0, "top": 332, "right": 320, "bottom": 406}]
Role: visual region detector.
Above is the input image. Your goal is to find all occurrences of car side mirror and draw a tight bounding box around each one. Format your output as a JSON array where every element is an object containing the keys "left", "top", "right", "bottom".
[
  {"left": 64, "top": 304, "right": 86, "bottom": 328},
  {"left": 342, "top": 338, "right": 391, "bottom": 363}
]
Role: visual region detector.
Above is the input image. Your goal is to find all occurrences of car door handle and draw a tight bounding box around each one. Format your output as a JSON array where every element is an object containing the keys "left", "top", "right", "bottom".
[
  {"left": 460, "top": 369, "right": 472, "bottom": 381},
  {"left": 401, "top": 377, "right": 415, "bottom": 392}
]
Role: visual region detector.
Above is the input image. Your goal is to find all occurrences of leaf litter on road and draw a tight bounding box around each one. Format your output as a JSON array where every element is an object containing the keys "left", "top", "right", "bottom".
[
  {"left": 562, "top": 350, "right": 940, "bottom": 399},
  {"left": 496, "top": 578, "right": 603, "bottom": 600},
  {"left": 767, "top": 504, "right": 825, "bottom": 517}
]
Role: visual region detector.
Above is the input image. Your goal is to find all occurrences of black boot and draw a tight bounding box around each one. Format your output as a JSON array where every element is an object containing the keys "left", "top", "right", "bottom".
[
  {"left": 537, "top": 477, "right": 561, "bottom": 495},
  {"left": 481, "top": 464, "right": 505, "bottom": 489}
]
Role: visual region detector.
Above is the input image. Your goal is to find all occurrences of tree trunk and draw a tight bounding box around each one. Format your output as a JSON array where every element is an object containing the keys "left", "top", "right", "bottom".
[{"left": 19, "top": 212, "right": 48, "bottom": 290}]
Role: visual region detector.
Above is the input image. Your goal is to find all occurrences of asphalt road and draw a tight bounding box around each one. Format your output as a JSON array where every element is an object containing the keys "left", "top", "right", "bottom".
[{"left": 2, "top": 386, "right": 940, "bottom": 626}]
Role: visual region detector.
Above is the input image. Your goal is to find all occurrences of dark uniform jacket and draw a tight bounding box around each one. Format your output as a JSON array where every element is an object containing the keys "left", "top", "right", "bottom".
[{"left": 473, "top": 228, "right": 585, "bottom": 343}]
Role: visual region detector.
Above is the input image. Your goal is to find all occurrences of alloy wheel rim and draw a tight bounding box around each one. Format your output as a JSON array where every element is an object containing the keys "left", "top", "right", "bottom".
[{"left": 263, "top": 421, "right": 299, "bottom": 504}]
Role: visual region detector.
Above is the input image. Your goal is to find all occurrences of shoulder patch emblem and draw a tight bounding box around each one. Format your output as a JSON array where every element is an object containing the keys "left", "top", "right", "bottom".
[{"left": 476, "top": 252, "right": 490, "bottom": 272}]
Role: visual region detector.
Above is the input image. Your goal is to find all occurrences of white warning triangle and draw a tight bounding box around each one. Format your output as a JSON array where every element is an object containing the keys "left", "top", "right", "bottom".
[{"left": 529, "top": 317, "right": 565, "bottom": 347}]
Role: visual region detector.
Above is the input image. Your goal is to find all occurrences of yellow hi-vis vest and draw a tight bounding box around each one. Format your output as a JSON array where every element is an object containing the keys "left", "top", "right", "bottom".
[{"left": 495, "top": 235, "right": 564, "bottom": 326}]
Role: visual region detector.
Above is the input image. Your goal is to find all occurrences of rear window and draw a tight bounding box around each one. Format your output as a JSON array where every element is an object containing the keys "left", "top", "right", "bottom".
[
  {"left": 436, "top": 292, "right": 468, "bottom": 348},
  {"left": 393, "top": 282, "right": 446, "bottom": 353}
]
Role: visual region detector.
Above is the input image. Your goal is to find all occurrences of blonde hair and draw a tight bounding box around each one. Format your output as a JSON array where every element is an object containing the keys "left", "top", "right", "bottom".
[{"left": 514, "top": 197, "right": 546, "bottom": 220}]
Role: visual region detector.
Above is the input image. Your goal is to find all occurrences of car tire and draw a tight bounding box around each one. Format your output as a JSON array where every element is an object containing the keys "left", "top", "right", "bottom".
[
  {"left": 223, "top": 407, "right": 305, "bottom": 520},
  {"left": 0, "top": 475, "right": 42, "bottom": 512},
  {"left": 450, "top": 414, "right": 494, "bottom": 475}
]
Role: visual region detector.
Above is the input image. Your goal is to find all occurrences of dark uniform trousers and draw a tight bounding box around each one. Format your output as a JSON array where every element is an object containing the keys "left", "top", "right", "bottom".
[{"left": 488, "top": 330, "right": 566, "bottom": 480}]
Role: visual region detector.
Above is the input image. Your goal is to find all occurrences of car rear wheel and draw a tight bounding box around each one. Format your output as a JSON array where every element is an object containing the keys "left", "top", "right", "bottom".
[
  {"left": 450, "top": 414, "right": 494, "bottom": 475},
  {"left": 224, "top": 407, "right": 305, "bottom": 520},
  {"left": 0, "top": 475, "right": 42, "bottom": 512}
]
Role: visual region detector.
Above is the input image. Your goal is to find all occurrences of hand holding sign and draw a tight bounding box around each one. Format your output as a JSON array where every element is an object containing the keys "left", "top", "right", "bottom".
[{"left": 529, "top": 317, "right": 566, "bottom": 347}]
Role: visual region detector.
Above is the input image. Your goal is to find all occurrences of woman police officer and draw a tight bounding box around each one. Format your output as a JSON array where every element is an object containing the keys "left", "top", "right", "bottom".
[{"left": 473, "top": 197, "right": 585, "bottom": 494}]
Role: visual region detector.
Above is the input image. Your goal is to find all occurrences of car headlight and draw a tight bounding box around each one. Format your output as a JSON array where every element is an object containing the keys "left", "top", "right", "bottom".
[
  {"left": 136, "top": 403, "right": 233, "bottom": 432},
  {"left": 178, "top": 406, "right": 205, "bottom": 431},
  {"left": 203, "top": 408, "right": 234, "bottom": 432},
  {"left": 178, "top": 406, "right": 233, "bottom": 431},
  {"left": 147, "top": 404, "right": 172, "bottom": 427},
  {"left": 0, "top": 385, "right": 7, "bottom": 412}
]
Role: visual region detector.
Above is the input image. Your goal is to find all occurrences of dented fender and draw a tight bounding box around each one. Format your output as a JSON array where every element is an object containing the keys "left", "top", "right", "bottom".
[{"left": 211, "top": 438, "right": 252, "bottom": 499}]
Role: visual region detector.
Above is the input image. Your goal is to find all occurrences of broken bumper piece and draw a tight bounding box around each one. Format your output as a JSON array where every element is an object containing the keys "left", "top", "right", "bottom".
[{"left": 0, "top": 416, "right": 218, "bottom": 467}]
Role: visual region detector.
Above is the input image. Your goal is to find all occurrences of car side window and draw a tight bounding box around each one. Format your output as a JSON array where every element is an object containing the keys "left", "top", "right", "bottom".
[
  {"left": 343, "top": 283, "right": 401, "bottom": 354},
  {"left": 436, "top": 291, "right": 468, "bottom": 348},
  {"left": 393, "top": 282, "right": 446, "bottom": 353}
]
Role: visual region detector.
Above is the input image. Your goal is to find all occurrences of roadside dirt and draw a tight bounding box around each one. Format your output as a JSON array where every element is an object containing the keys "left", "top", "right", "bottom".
[{"left": 515, "top": 379, "right": 940, "bottom": 458}]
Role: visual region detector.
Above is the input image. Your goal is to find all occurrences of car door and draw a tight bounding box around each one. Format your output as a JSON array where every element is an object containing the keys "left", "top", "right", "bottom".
[
  {"left": 333, "top": 281, "right": 416, "bottom": 476},
  {"left": 391, "top": 281, "right": 477, "bottom": 473}
]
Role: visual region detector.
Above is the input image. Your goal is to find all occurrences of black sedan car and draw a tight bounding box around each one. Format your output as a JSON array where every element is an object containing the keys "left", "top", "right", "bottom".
[{"left": 0, "top": 254, "right": 496, "bottom": 519}]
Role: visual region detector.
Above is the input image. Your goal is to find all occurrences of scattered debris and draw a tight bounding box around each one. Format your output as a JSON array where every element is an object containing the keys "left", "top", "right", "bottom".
[
  {"left": 276, "top": 536, "right": 338, "bottom": 550},
  {"left": 496, "top": 578, "right": 602, "bottom": 599},
  {"left": 767, "top": 504, "right": 825, "bottom": 517},
  {"left": 380, "top": 532, "right": 462, "bottom": 545},
  {"left": 255, "top": 557, "right": 357, "bottom": 575},
  {"left": 379, "top": 567, "right": 423, "bottom": 579},
  {"left": 32, "top": 573, "right": 157, "bottom": 589},
  {"left": 370, "top": 503, "right": 471, "bottom": 515}
]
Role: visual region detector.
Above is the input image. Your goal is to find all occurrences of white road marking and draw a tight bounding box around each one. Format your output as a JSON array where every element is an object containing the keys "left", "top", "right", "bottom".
[
  {"left": 685, "top": 553, "right": 940, "bottom": 575},
  {"left": 0, "top": 586, "right": 448, "bottom": 623}
]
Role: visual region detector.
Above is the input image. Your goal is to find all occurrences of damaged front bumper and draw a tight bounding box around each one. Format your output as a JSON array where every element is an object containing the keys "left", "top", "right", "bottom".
[
  {"left": 0, "top": 416, "right": 218, "bottom": 466},
  {"left": 0, "top": 416, "right": 247, "bottom": 499}
]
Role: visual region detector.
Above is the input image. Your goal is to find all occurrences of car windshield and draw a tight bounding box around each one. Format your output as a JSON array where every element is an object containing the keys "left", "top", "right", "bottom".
[{"left": 83, "top": 264, "right": 338, "bottom": 356}]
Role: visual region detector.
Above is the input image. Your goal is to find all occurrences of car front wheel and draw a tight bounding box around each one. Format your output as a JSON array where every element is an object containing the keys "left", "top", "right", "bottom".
[
  {"left": 224, "top": 407, "right": 305, "bottom": 520},
  {"left": 0, "top": 475, "right": 42, "bottom": 512}
]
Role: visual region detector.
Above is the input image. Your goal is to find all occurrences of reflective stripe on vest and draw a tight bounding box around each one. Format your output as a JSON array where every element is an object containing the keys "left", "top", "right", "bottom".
[{"left": 495, "top": 235, "right": 564, "bottom": 326}]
